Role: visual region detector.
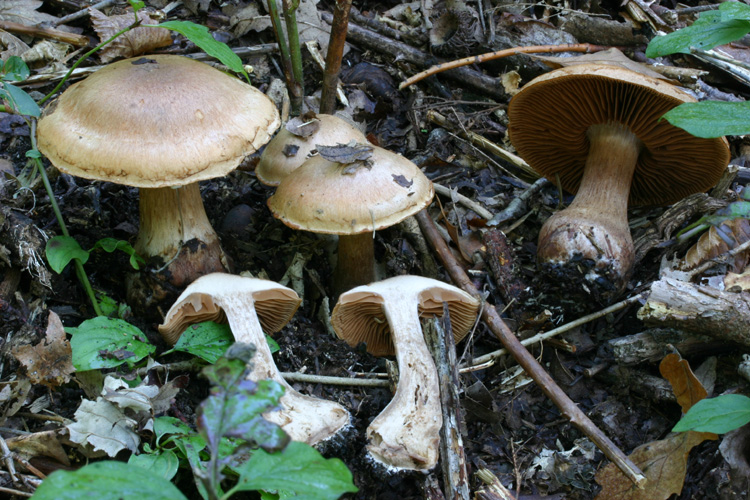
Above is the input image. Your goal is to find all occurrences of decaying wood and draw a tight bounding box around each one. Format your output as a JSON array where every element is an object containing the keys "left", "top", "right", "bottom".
[
  {"left": 638, "top": 278, "right": 750, "bottom": 346},
  {"left": 0, "top": 20, "right": 89, "bottom": 47},
  {"left": 608, "top": 328, "right": 719, "bottom": 365},
  {"left": 321, "top": 11, "right": 506, "bottom": 99},
  {"left": 424, "top": 313, "right": 470, "bottom": 500},
  {"left": 481, "top": 229, "right": 529, "bottom": 321},
  {"left": 597, "top": 366, "right": 677, "bottom": 404},
  {"left": 474, "top": 467, "right": 517, "bottom": 500},
  {"left": 415, "top": 209, "right": 647, "bottom": 488}
]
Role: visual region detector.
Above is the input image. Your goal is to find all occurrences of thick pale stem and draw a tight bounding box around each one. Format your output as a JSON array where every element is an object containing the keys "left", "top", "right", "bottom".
[
  {"left": 538, "top": 123, "right": 642, "bottom": 290},
  {"left": 367, "top": 294, "right": 442, "bottom": 470},
  {"left": 334, "top": 233, "right": 375, "bottom": 295},
  {"left": 220, "top": 293, "right": 350, "bottom": 445}
]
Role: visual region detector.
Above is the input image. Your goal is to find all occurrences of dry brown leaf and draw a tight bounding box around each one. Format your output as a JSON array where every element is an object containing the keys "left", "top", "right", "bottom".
[
  {"left": 0, "top": 0, "right": 58, "bottom": 25},
  {"left": 6, "top": 429, "right": 70, "bottom": 468},
  {"left": 0, "top": 378, "right": 32, "bottom": 425},
  {"left": 531, "top": 48, "right": 673, "bottom": 82},
  {"left": 90, "top": 8, "right": 172, "bottom": 64},
  {"left": 681, "top": 219, "right": 750, "bottom": 272},
  {"left": 659, "top": 352, "right": 707, "bottom": 413},
  {"left": 12, "top": 311, "right": 74, "bottom": 389},
  {"left": 594, "top": 430, "right": 714, "bottom": 500},
  {"left": 724, "top": 270, "right": 750, "bottom": 292}
]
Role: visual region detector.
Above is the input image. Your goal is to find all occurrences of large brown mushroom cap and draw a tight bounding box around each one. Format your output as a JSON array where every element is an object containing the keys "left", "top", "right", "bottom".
[
  {"left": 331, "top": 275, "right": 479, "bottom": 357},
  {"left": 255, "top": 114, "right": 366, "bottom": 186},
  {"left": 37, "top": 55, "right": 280, "bottom": 188},
  {"left": 508, "top": 64, "right": 729, "bottom": 206},
  {"left": 268, "top": 145, "right": 434, "bottom": 235}
]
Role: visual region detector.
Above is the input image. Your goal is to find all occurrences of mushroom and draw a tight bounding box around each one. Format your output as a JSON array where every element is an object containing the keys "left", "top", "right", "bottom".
[
  {"left": 331, "top": 275, "right": 479, "bottom": 470},
  {"left": 255, "top": 113, "right": 366, "bottom": 186},
  {"left": 508, "top": 64, "right": 730, "bottom": 304},
  {"left": 267, "top": 144, "right": 434, "bottom": 294},
  {"left": 36, "top": 55, "right": 280, "bottom": 307},
  {"left": 159, "top": 273, "right": 351, "bottom": 445}
]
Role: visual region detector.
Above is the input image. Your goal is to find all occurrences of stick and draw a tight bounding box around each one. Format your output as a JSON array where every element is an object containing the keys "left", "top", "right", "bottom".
[
  {"left": 319, "top": 0, "right": 352, "bottom": 114},
  {"left": 0, "top": 20, "right": 89, "bottom": 47},
  {"left": 400, "top": 43, "right": 610, "bottom": 90},
  {"left": 414, "top": 209, "right": 647, "bottom": 488}
]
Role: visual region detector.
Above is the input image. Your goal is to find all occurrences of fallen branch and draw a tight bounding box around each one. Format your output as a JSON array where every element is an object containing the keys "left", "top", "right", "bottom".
[
  {"left": 415, "top": 209, "right": 647, "bottom": 488},
  {"left": 400, "top": 43, "right": 610, "bottom": 90}
]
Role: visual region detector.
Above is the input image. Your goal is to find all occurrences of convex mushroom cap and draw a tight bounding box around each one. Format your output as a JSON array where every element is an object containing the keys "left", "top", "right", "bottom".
[
  {"left": 332, "top": 275, "right": 480, "bottom": 470},
  {"left": 37, "top": 55, "right": 280, "bottom": 309},
  {"left": 508, "top": 63, "right": 730, "bottom": 304},
  {"left": 159, "top": 273, "right": 350, "bottom": 445},
  {"left": 256, "top": 113, "right": 366, "bottom": 186},
  {"left": 268, "top": 144, "right": 434, "bottom": 293}
]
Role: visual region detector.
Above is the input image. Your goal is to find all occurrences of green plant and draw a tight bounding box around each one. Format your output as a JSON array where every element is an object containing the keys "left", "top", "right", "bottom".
[
  {"left": 646, "top": 2, "right": 750, "bottom": 137},
  {"left": 31, "top": 345, "right": 358, "bottom": 500},
  {"left": 673, "top": 393, "right": 750, "bottom": 434}
]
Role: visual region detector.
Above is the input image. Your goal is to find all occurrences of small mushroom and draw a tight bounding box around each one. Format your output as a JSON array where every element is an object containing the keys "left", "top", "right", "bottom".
[
  {"left": 36, "top": 55, "right": 280, "bottom": 309},
  {"left": 267, "top": 145, "right": 434, "bottom": 294},
  {"left": 159, "top": 273, "right": 350, "bottom": 445},
  {"left": 508, "top": 64, "right": 730, "bottom": 304},
  {"left": 256, "top": 113, "right": 367, "bottom": 186},
  {"left": 331, "top": 275, "right": 479, "bottom": 470}
]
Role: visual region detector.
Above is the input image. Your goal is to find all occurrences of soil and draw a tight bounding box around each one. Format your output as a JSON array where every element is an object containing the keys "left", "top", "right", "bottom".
[{"left": 1, "top": 0, "right": 749, "bottom": 499}]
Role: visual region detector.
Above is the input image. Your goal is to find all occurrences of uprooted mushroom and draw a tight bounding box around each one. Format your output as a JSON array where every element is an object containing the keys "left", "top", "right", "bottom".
[
  {"left": 331, "top": 275, "right": 479, "bottom": 470},
  {"left": 159, "top": 273, "right": 350, "bottom": 445},
  {"left": 508, "top": 64, "right": 730, "bottom": 305}
]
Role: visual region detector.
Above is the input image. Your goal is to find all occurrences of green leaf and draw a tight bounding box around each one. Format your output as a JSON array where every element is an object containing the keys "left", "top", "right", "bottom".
[
  {"left": 157, "top": 21, "right": 248, "bottom": 79},
  {"left": 646, "top": 10, "right": 750, "bottom": 58},
  {"left": 3, "top": 56, "right": 30, "bottom": 81},
  {"left": 31, "top": 461, "right": 188, "bottom": 500},
  {"left": 128, "top": 0, "right": 145, "bottom": 13},
  {"left": 673, "top": 394, "right": 750, "bottom": 434},
  {"left": 233, "top": 441, "right": 358, "bottom": 500},
  {"left": 67, "top": 317, "right": 155, "bottom": 370},
  {"left": 720, "top": 1, "right": 750, "bottom": 21},
  {"left": 154, "top": 416, "right": 193, "bottom": 442},
  {"left": 2, "top": 82, "right": 40, "bottom": 117},
  {"left": 198, "top": 345, "right": 289, "bottom": 453},
  {"left": 46, "top": 235, "right": 90, "bottom": 274},
  {"left": 165, "top": 321, "right": 279, "bottom": 364},
  {"left": 128, "top": 448, "right": 180, "bottom": 480},
  {"left": 91, "top": 237, "right": 145, "bottom": 270},
  {"left": 25, "top": 149, "right": 41, "bottom": 159},
  {"left": 661, "top": 100, "right": 750, "bottom": 138}
]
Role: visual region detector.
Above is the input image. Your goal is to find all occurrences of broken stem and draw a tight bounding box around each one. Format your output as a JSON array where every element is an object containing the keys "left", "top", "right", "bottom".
[
  {"left": 415, "top": 209, "right": 647, "bottom": 488},
  {"left": 319, "top": 0, "right": 352, "bottom": 114}
]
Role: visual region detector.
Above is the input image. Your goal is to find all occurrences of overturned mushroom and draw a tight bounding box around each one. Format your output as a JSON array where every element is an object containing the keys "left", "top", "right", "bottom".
[
  {"left": 159, "top": 273, "right": 350, "bottom": 445},
  {"left": 331, "top": 275, "right": 479, "bottom": 470},
  {"left": 508, "top": 64, "right": 729, "bottom": 305}
]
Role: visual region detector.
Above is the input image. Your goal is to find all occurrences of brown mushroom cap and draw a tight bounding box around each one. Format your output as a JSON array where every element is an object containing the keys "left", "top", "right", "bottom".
[
  {"left": 508, "top": 64, "right": 729, "bottom": 206},
  {"left": 256, "top": 114, "right": 366, "bottom": 186},
  {"left": 267, "top": 145, "right": 434, "bottom": 235},
  {"left": 331, "top": 275, "right": 479, "bottom": 357},
  {"left": 37, "top": 55, "right": 280, "bottom": 188}
]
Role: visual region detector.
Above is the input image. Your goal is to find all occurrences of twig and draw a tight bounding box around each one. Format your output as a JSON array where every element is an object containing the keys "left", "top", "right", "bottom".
[
  {"left": 319, "top": 0, "right": 353, "bottom": 114},
  {"left": 53, "top": 0, "right": 118, "bottom": 25},
  {"left": 488, "top": 178, "right": 550, "bottom": 227},
  {"left": 0, "top": 20, "right": 89, "bottom": 47},
  {"left": 400, "top": 43, "right": 610, "bottom": 90},
  {"left": 469, "top": 293, "right": 646, "bottom": 366},
  {"left": 321, "top": 11, "right": 505, "bottom": 100},
  {"left": 426, "top": 110, "right": 535, "bottom": 179},
  {"left": 280, "top": 371, "right": 389, "bottom": 387},
  {"left": 0, "top": 435, "right": 18, "bottom": 482},
  {"left": 414, "top": 209, "right": 647, "bottom": 488},
  {"left": 305, "top": 41, "right": 348, "bottom": 107},
  {"left": 434, "top": 182, "right": 494, "bottom": 221},
  {"left": 0, "top": 486, "right": 31, "bottom": 498},
  {"left": 686, "top": 238, "right": 750, "bottom": 281}
]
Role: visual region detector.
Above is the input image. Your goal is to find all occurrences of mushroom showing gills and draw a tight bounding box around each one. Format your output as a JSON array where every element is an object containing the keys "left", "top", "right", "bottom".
[
  {"left": 36, "top": 55, "right": 280, "bottom": 309},
  {"left": 508, "top": 64, "right": 730, "bottom": 304},
  {"left": 331, "top": 275, "right": 479, "bottom": 470},
  {"left": 256, "top": 113, "right": 366, "bottom": 186},
  {"left": 268, "top": 144, "right": 434, "bottom": 295},
  {"left": 159, "top": 273, "right": 351, "bottom": 445}
]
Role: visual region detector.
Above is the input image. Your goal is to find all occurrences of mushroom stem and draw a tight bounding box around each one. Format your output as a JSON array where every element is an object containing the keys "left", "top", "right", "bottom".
[
  {"left": 367, "top": 294, "right": 442, "bottom": 470},
  {"left": 537, "top": 122, "right": 642, "bottom": 293},
  {"left": 136, "top": 183, "right": 228, "bottom": 286},
  {"left": 334, "top": 233, "right": 375, "bottom": 295},
  {"left": 202, "top": 289, "right": 350, "bottom": 445}
]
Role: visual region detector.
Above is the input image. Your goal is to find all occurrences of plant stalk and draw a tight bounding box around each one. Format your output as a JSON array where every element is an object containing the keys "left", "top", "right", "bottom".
[
  {"left": 319, "top": 0, "right": 352, "bottom": 114},
  {"left": 282, "top": 0, "right": 304, "bottom": 114},
  {"left": 267, "top": 0, "right": 300, "bottom": 114}
]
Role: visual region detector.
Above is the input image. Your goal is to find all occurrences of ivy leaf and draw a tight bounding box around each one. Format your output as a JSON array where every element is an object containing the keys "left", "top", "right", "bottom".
[
  {"left": 661, "top": 101, "right": 750, "bottom": 138},
  {"left": 46, "top": 235, "right": 90, "bottom": 274},
  {"left": 673, "top": 394, "right": 750, "bottom": 434}
]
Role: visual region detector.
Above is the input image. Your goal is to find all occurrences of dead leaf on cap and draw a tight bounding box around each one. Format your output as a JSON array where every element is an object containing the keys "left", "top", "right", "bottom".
[
  {"left": 12, "top": 311, "right": 74, "bottom": 389},
  {"left": 392, "top": 174, "right": 413, "bottom": 188},
  {"left": 317, "top": 141, "right": 373, "bottom": 164},
  {"left": 90, "top": 8, "right": 172, "bottom": 63},
  {"left": 285, "top": 111, "right": 321, "bottom": 137},
  {"left": 531, "top": 48, "right": 674, "bottom": 83}
]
